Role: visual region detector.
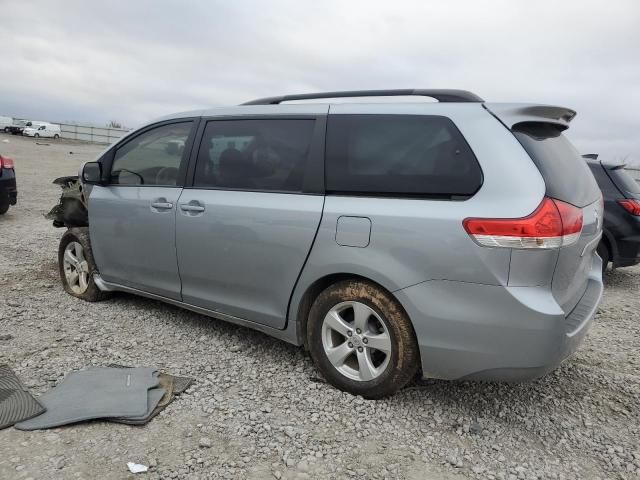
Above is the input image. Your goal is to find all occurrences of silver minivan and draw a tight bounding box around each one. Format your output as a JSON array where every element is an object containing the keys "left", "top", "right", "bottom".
[{"left": 56, "top": 89, "right": 604, "bottom": 398}]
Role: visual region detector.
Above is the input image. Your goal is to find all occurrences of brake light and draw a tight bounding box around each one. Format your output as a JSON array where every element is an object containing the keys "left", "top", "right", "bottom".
[
  {"left": 463, "top": 197, "right": 583, "bottom": 249},
  {"left": 618, "top": 199, "right": 640, "bottom": 216},
  {"left": 0, "top": 155, "right": 14, "bottom": 169}
]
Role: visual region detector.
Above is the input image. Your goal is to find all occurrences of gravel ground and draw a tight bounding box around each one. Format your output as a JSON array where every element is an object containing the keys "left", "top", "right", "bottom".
[{"left": 1, "top": 133, "right": 639, "bottom": 480}]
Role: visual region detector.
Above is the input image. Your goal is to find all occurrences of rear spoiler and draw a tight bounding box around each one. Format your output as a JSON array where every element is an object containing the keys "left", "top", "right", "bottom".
[
  {"left": 582, "top": 154, "right": 629, "bottom": 171},
  {"left": 602, "top": 161, "right": 628, "bottom": 171},
  {"left": 484, "top": 103, "right": 577, "bottom": 130}
]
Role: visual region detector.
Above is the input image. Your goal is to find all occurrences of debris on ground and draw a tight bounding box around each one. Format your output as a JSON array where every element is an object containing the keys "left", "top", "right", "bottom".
[{"left": 127, "top": 462, "right": 148, "bottom": 474}]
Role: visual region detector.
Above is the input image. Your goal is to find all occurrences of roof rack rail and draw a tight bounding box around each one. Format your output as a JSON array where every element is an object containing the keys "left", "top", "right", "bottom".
[{"left": 241, "top": 89, "right": 484, "bottom": 105}]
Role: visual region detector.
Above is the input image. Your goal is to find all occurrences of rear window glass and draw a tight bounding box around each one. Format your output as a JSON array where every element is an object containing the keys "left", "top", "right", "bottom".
[
  {"left": 325, "top": 115, "right": 482, "bottom": 198},
  {"left": 513, "top": 123, "right": 600, "bottom": 207},
  {"left": 608, "top": 168, "right": 640, "bottom": 194}
]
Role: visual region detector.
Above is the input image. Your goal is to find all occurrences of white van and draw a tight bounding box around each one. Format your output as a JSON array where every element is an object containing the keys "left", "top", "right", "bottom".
[
  {"left": 0, "top": 116, "right": 13, "bottom": 132},
  {"left": 23, "top": 123, "right": 62, "bottom": 139}
]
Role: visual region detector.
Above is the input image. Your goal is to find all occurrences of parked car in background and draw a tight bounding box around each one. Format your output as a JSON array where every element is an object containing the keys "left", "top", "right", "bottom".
[
  {"left": 0, "top": 154, "right": 17, "bottom": 215},
  {"left": 23, "top": 123, "right": 61, "bottom": 139},
  {"left": 6, "top": 119, "right": 45, "bottom": 135},
  {"left": 0, "top": 116, "right": 13, "bottom": 132},
  {"left": 584, "top": 154, "right": 640, "bottom": 272},
  {"left": 50, "top": 89, "right": 603, "bottom": 398}
]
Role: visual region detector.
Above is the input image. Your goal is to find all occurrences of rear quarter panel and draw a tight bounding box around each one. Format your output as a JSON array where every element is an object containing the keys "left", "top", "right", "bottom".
[{"left": 288, "top": 103, "right": 546, "bottom": 327}]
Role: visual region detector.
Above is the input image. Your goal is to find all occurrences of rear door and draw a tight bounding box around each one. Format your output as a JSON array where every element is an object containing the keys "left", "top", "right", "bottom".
[
  {"left": 513, "top": 123, "right": 602, "bottom": 313},
  {"left": 89, "top": 120, "right": 197, "bottom": 299},
  {"left": 176, "top": 114, "right": 326, "bottom": 328}
]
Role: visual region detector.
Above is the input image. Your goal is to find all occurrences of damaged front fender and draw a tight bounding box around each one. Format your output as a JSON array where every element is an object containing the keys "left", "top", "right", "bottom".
[{"left": 45, "top": 176, "right": 89, "bottom": 228}]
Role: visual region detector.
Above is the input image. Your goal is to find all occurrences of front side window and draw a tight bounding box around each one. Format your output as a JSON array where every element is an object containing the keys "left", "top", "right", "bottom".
[
  {"left": 193, "top": 119, "right": 315, "bottom": 192},
  {"left": 325, "top": 115, "right": 482, "bottom": 197},
  {"left": 110, "top": 122, "right": 192, "bottom": 186}
]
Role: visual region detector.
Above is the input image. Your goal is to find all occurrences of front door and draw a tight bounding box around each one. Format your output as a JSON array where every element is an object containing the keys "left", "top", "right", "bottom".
[
  {"left": 89, "top": 120, "right": 195, "bottom": 300},
  {"left": 176, "top": 117, "right": 325, "bottom": 328}
]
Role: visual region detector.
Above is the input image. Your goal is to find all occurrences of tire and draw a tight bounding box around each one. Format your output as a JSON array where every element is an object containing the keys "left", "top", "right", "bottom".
[
  {"left": 597, "top": 241, "right": 610, "bottom": 275},
  {"left": 0, "top": 199, "right": 9, "bottom": 215},
  {"left": 54, "top": 134, "right": 60, "bottom": 139},
  {"left": 34, "top": 133, "right": 39, "bottom": 138},
  {"left": 3, "top": 127, "right": 8, "bottom": 133},
  {"left": 58, "top": 227, "right": 111, "bottom": 302},
  {"left": 307, "top": 279, "right": 419, "bottom": 399}
]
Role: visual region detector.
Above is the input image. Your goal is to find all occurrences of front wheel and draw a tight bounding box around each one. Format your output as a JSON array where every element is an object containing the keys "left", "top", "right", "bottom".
[
  {"left": 54, "top": 134, "right": 60, "bottom": 139},
  {"left": 307, "top": 280, "right": 419, "bottom": 399},
  {"left": 34, "top": 133, "right": 39, "bottom": 138},
  {"left": 58, "top": 228, "right": 110, "bottom": 302}
]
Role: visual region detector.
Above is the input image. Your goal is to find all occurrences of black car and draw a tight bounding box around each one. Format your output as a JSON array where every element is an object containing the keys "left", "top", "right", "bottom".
[
  {"left": 584, "top": 154, "right": 640, "bottom": 272},
  {"left": 6, "top": 120, "right": 34, "bottom": 135},
  {"left": 0, "top": 154, "right": 17, "bottom": 215}
]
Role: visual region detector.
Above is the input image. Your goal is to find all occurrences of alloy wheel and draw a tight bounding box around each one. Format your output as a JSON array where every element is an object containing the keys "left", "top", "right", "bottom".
[
  {"left": 63, "top": 241, "right": 90, "bottom": 294},
  {"left": 321, "top": 301, "right": 392, "bottom": 381}
]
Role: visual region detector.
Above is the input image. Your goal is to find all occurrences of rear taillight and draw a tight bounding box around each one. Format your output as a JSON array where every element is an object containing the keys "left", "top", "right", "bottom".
[
  {"left": 0, "top": 155, "right": 14, "bottom": 169},
  {"left": 463, "top": 197, "right": 583, "bottom": 249},
  {"left": 618, "top": 199, "right": 640, "bottom": 216}
]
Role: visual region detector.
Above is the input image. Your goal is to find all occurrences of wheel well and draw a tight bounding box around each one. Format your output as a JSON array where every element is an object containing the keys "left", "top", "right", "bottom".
[
  {"left": 600, "top": 230, "right": 614, "bottom": 261},
  {"left": 295, "top": 273, "right": 414, "bottom": 350}
]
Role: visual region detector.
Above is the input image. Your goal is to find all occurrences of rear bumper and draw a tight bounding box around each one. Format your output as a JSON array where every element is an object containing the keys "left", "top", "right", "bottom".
[{"left": 394, "top": 256, "right": 603, "bottom": 381}]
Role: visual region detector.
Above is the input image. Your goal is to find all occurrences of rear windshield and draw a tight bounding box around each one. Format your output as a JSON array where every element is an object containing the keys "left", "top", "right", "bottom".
[
  {"left": 608, "top": 168, "right": 640, "bottom": 195},
  {"left": 513, "top": 123, "right": 600, "bottom": 207}
]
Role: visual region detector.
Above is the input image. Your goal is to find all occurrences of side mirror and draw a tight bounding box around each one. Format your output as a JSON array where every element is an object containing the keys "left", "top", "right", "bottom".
[{"left": 82, "top": 162, "right": 103, "bottom": 185}]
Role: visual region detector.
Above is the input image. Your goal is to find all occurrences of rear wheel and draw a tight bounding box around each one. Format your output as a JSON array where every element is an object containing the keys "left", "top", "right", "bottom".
[
  {"left": 54, "top": 134, "right": 60, "bottom": 139},
  {"left": 597, "top": 241, "right": 610, "bottom": 275},
  {"left": 0, "top": 198, "right": 9, "bottom": 215},
  {"left": 307, "top": 279, "right": 419, "bottom": 399},
  {"left": 58, "top": 228, "right": 110, "bottom": 302}
]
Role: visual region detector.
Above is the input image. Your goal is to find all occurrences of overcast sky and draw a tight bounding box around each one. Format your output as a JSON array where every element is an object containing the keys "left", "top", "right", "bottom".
[{"left": 1, "top": 0, "right": 639, "bottom": 163}]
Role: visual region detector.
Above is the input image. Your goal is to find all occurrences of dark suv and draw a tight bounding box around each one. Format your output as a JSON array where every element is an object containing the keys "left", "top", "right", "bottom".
[{"left": 584, "top": 154, "right": 640, "bottom": 271}]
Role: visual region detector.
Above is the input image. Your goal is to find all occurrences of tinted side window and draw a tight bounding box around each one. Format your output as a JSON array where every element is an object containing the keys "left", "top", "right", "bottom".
[
  {"left": 513, "top": 123, "right": 600, "bottom": 207},
  {"left": 193, "top": 119, "right": 315, "bottom": 192},
  {"left": 111, "top": 122, "right": 192, "bottom": 186},
  {"left": 325, "top": 115, "right": 482, "bottom": 197}
]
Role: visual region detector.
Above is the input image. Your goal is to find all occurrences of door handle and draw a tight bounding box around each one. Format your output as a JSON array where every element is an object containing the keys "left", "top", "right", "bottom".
[
  {"left": 151, "top": 202, "right": 174, "bottom": 210},
  {"left": 180, "top": 204, "right": 205, "bottom": 213}
]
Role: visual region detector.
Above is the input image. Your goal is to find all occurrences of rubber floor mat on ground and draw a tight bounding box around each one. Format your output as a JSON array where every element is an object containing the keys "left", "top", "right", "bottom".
[
  {"left": 109, "top": 374, "right": 174, "bottom": 425},
  {"left": 106, "top": 364, "right": 194, "bottom": 425},
  {"left": 107, "top": 364, "right": 194, "bottom": 394},
  {"left": 0, "top": 365, "right": 46, "bottom": 430},
  {"left": 15, "top": 367, "right": 160, "bottom": 430}
]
